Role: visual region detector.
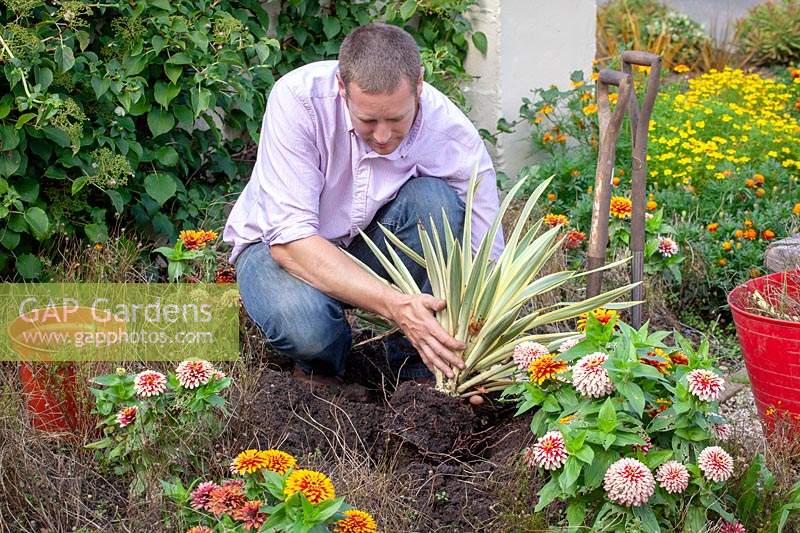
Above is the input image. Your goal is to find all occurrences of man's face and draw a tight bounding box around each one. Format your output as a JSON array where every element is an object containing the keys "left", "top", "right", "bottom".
[{"left": 338, "top": 75, "right": 421, "bottom": 156}]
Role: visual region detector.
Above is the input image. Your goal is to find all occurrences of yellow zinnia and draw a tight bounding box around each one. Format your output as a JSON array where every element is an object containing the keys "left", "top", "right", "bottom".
[
  {"left": 261, "top": 449, "right": 297, "bottom": 475},
  {"left": 334, "top": 509, "right": 378, "bottom": 533},
  {"left": 230, "top": 449, "right": 270, "bottom": 475},
  {"left": 284, "top": 469, "right": 335, "bottom": 504},
  {"left": 609, "top": 196, "right": 632, "bottom": 219}
]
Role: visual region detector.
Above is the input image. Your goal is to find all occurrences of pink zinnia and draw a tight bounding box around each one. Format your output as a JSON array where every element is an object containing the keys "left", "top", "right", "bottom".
[
  {"left": 698, "top": 446, "right": 734, "bottom": 483},
  {"left": 558, "top": 337, "right": 581, "bottom": 353},
  {"left": 604, "top": 458, "right": 655, "bottom": 507},
  {"left": 655, "top": 461, "right": 690, "bottom": 494},
  {"left": 513, "top": 341, "right": 549, "bottom": 371},
  {"left": 633, "top": 434, "right": 652, "bottom": 455},
  {"left": 116, "top": 406, "right": 137, "bottom": 427},
  {"left": 657, "top": 236, "right": 679, "bottom": 257},
  {"left": 531, "top": 431, "right": 569, "bottom": 470},
  {"left": 712, "top": 423, "right": 733, "bottom": 441},
  {"left": 573, "top": 352, "right": 614, "bottom": 398},
  {"left": 687, "top": 369, "right": 725, "bottom": 402},
  {"left": 190, "top": 481, "right": 219, "bottom": 510},
  {"left": 176, "top": 359, "right": 214, "bottom": 389},
  {"left": 134, "top": 370, "right": 167, "bottom": 397},
  {"left": 720, "top": 521, "right": 746, "bottom": 533}
]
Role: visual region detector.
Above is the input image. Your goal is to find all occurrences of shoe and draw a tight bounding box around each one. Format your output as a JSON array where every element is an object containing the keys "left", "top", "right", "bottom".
[{"left": 291, "top": 367, "right": 370, "bottom": 402}]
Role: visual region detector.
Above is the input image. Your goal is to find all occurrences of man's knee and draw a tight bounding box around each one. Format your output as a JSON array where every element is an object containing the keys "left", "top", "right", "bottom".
[
  {"left": 266, "top": 298, "right": 350, "bottom": 359},
  {"left": 397, "top": 177, "right": 465, "bottom": 229}
]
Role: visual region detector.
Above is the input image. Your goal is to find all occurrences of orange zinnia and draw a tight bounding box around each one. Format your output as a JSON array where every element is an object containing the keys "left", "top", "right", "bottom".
[
  {"left": 609, "top": 196, "right": 632, "bottom": 219},
  {"left": 180, "top": 229, "right": 218, "bottom": 250},
  {"left": 544, "top": 213, "right": 569, "bottom": 227},
  {"left": 528, "top": 355, "right": 568, "bottom": 385},
  {"left": 284, "top": 470, "right": 335, "bottom": 504}
]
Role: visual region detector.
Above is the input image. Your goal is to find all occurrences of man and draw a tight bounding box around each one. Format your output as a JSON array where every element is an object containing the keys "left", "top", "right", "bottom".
[{"left": 223, "top": 22, "right": 503, "bottom": 388}]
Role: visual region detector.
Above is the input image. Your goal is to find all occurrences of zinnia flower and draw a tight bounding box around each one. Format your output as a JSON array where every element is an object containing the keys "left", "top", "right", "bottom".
[
  {"left": 134, "top": 370, "right": 167, "bottom": 397},
  {"left": 698, "top": 446, "right": 734, "bottom": 483},
  {"left": 657, "top": 236, "right": 679, "bottom": 257},
  {"left": 558, "top": 337, "right": 582, "bottom": 353},
  {"left": 260, "top": 449, "right": 297, "bottom": 474},
  {"left": 655, "top": 461, "right": 689, "bottom": 494},
  {"left": 334, "top": 509, "right": 378, "bottom": 533},
  {"left": 190, "top": 481, "right": 219, "bottom": 510},
  {"left": 564, "top": 230, "right": 586, "bottom": 250},
  {"left": 232, "top": 500, "right": 268, "bottom": 530},
  {"left": 207, "top": 482, "right": 248, "bottom": 517},
  {"left": 179, "top": 229, "right": 218, "bottom": 250},
  {"left": 186, "top": 527, "right": 214, "bottom": 533},
  {"left": 176, "top": 359, "right": 214, "bottom": 389},
  {"left": 573, "top": 352, "right": 614, "bottom": 398},
  {"left": 531, "top": 431, "right": 569, "bottom": 470},
  {"left": 640, "top": 356, "right": 672, "bottom": 375},
  {"left": 116, "top": 406, "right": 137, "bottom": 427},
  {"left": 669, "top": 351, "right": 689, "bottom": 365},
  {"left": 686, "top": 369, "right": 725, "bottom": 402},
  {"left": 632, "top": 434, "right": 652, "bottom": 454},
  {"left": 609, "top": 196, "right": 632, "bottom": 219},
  {"left": 577, "top": 308, "right": 618, "bottom": 331},
  {"left": 230, "top": 449, "right": 271, "bottom": 475},
  {"left": 215, "top": 266, "right": 236, "bottom": 283},
  {"left": 528, "top": 354, "right": 568, "bottom": 385},
  {"left": 284, "top": 469, "right": 335, "bottom": 504},
  {"left": 720, "top": 521, "right": 747, "bottom": 533},
  {"left": 712, "top": 423, "right": 733, "bottom": 441},
  {"left": 513, "top": 341, "right": 549, "bottom": 371},
  {"left": 603, "top": 458, "right": 655, "bottom": 507},
  {"left": 543, "top": 213, "right": 569, "bottom": 227}
]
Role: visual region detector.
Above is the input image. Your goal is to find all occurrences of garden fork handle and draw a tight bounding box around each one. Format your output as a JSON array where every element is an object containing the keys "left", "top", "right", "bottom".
[
  {"left": 586, "top": 69, "right": 633, "bottom": 298},
  {"left": 622, "top": 51, "right": 662, "bottom": 327}
]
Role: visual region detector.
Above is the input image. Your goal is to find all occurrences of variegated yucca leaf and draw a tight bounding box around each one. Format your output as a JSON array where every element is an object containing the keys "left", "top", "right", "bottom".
[{"left": 353, "top": 170, "right": 638, "bottom": 397}]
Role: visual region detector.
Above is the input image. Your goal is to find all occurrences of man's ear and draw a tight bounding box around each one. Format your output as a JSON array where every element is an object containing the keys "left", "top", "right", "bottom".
[{"left": 336, "top": 73, "right": 347, "bottom": 99}]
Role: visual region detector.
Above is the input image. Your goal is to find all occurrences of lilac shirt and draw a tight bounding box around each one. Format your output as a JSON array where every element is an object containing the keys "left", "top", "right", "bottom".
[{"left": 223, "top": 60, "right": 504, "bottom": 263}]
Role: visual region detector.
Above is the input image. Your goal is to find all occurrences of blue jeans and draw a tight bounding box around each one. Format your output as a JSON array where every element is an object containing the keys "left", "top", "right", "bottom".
[{"left": 236, "top": 177, "right": 466, "bottom": 379}]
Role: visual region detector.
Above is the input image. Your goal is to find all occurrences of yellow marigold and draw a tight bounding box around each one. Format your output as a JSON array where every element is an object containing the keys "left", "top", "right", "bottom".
[
  {"left": 261, "top": 449, "right": 297, "bottom": 475},
  {"left": 609, "top": 196, "right": 632, "bottom": 219},
  {"left": 540, "top": 104, "right": 554, "bottom": 114},
  {"left": 756, "top": 187, "right": 765, "bottom": 198},
  {"left": 734, "top": 229, "right": 744, "bottom": 239},
  {"left": 721, "top": 241, "right": 733, "bottom": 251},
  {"left": 230, "top": 449, "right": 271, "bottom": 475},
  {"left": 180, "top": 229, "right": 218, "bottom": 251},
  {"left": 673, "top": 64, "right": 690, "bottom": 74},
  {"left": 753, "top": 173, "right": 765, "bottom": 185},
  {"left": 577, "top": 308, "right": 619, "bottom": 331},
  {"left": 582, "top": 103, "right": 598, "bottom": 115},
  {"left": 528, "top": 355, "right": 568, "bottom": 385},
  {"left": 284, "top": 469, "right": 335, "bottom": 504},
  {"left": 542, "top": 132, "right": 553, "bottom": 143},
  {"left": 334, "top": 509, "right": 378, "bottom": 533},
  {"left": 646, "top": 200, "right": 657, "bottom": 211},
  {"left": 543, "top": 213, "right": 569, "bottom": 227},
  {"left": 794, "top": 203, "right": 800, "bottom": 216},
  {"left": 547, "top": 192, "right": 557, "bottom": 201}
]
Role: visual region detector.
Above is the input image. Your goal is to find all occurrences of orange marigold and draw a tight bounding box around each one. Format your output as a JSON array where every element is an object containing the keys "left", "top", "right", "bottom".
[
  {"left": 284, "top": 469, "right": 335, "bottom": 504},
  {"left": 542, "top": 132, "right": 553, "bottom": 143},
  {"left": 794, "top": 203, "right": 800, "bottom": 216},
  {"left": 612, "top": 176, "right": 621, "bottom": 186},
  {"left": 544, "top": 213, "right": 569, "bottom": 227},
  {"left": 547, "top": 192, "right": 557, "bottom": 201},
  {"left": 646, "top": 200, "right": 658, "bottom": 211},
  {"left": 334, "top": 509, "right": 378, "bottom": 533},
  {"left": 180, "top": 229, "right": 218, "bottom": 251},
  {"left": 762, "top": 229, "right": 775, "bottom": 240},
  {"left": 718, "top": 258, "right": 728, "bottom": 267},
  {"left": 743, "top": 228, "right": 757, "bottom": 241},
  {"left": 707, "top": 222, "right": 719, "bottom": 232},
  {"left": 743, "top": 219, "right": 753, "bottom": 228},
  {"left": 609, "top": 196, "right": 632, "bottom": 219},
  {"left": 734, "top": 229, "right": 744, "bottom": 239},
  {"left": 528, "top": 354, "right": 569, "bottom": 385},
  {"left": 753, "top": 173, "right": 765, "bottom": 185},
  {"left": 745, "top": 178, "right": 755, "bottom": 188}
]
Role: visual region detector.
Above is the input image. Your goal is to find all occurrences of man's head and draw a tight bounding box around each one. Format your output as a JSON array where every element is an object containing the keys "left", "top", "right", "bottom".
[{"left": 338, "top": 23, "right": 423, "bottom": 155}]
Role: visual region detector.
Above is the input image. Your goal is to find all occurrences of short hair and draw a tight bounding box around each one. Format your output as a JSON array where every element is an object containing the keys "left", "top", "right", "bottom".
[{"left": 338, "top": 22, "right": 421, "bottom": 96}]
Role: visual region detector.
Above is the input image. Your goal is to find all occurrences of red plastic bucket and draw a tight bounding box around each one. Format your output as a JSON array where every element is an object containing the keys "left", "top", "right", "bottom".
[{"left": 728, "top": 270, "right": 800, "bottom": 430}]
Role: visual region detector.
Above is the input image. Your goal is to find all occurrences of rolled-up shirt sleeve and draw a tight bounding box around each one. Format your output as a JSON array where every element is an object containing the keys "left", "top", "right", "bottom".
[{"left": 256, "top": 81, "right": 324, "bottom": 246}]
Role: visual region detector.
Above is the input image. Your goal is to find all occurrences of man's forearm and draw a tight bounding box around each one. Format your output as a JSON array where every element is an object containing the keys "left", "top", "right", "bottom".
[{"left": 269, "top": 235, "right": 402, "bottom": 318}]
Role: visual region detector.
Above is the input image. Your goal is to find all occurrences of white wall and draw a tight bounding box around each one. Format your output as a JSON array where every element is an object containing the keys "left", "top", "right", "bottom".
[{"left": 465, "top": 0, "right": 597, "bottom": 177}]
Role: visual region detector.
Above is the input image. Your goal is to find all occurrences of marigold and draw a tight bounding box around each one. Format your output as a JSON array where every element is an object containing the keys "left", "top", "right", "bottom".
[
  {"left": 230, "top": 449, "right": 271, "bottom": 475},
  {"left": 753, "top": 173, "right": 765, "bottom": 185},
  {"left": 232, "top": 500, "right": 268, "bottom": 530},
  {"left": 542, "top": 132, "right": 553, "bottom": 143},
  {"left": 762, "top": 229, "right": 775, "bottom": 240},
  {"left": 543, "top": 213, "right": 569, "bottom": 227},
  {"left": 673, "top": 63, "right": 690, "bottom": 73},
  {"left": 707, "top": 222, "right": 719, "bottom": 232},
  {"left": 745, "top": 178, "right": 755, "bottom": 188},
  {"left": 612, "top": 176, "right": 621, "bottom": 186},
  {"left": 179, "top": 229, "right": 218, "bottom": 251},
  {"left": 698, "top": 446, "right": 734, "bottom": 483},
  {"left": 603, "top": 458, "right": 655, "bottom": 507},
  {"left": 609, "top": 196, "right": 632, "bottom": 219},
  {"left": 756, "top": 187, "right": 765, "bottom": 198},
  {"left": 793, "top": 203, "right": 800, "bottom": 216},
  {"left": 582, "top": 103, "right": 598, "bottom": 115},
  {"left": 547, "top": 192, "right": 557, "bottom": 201},
  {"left": 556, "top": 133, "right": 567, "bottom": 143},
  {"left": 734, "top": 229, "right": 744, "bottom": 239},
  {"left": 687, "top": 369, "right": 725, "bottom": 402},
  {"left": 646, "top": 200, "right": 657, "bottom": 211},
  {"left": 721, "top": 241, "right": 733, "bottom": 251},
  {"left": 284, "top": 469, "right": 335, "bottom": 504},
  {"left": 743, "top": 228, "right": 757, "bottom": 241},
  {"left": 528, "top": 354, "right": 568, "bottom": 385},
  {"left": 743, "top": 219, "right": 753, "bottom": 228},
  {"left": 334, "top": 509, "right": 378, "bottom": 533},
  {"left": 718, "top": 258, "right": 728, "bottom": 267}
]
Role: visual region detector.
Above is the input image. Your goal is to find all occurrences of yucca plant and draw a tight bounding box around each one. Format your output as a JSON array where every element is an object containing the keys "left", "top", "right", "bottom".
[{"left": 351, "top": 170, "right": 638, "bottom": 398}]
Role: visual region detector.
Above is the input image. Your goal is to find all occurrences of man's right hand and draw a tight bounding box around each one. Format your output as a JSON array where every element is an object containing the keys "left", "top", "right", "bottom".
[{"left": 387, "top": 293, "right": 466, "bottom": 378}]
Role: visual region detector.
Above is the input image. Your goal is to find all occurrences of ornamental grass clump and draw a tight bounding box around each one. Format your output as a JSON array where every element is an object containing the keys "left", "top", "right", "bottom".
[
  {"left": 355, "top": 170, "right": 637, "bottom": 397},
  {"left": 504, "top": 313, "right": 741, "bottom": 530},
  {"left": 164, "top": 448, "right": 377, "bottom": 533}
]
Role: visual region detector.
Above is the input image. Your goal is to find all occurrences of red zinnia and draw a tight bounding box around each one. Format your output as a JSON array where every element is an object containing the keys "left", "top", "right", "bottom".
[
  {"left": 116, "top": 406, "right": 137, "bottom": 427},
  {"left": 134, "top": 370, "right": 167, "bottom": 397},
  {"left": 687, "top": 369, "right": 725, "bottom": 402},
  {"left": 603, "top": 458, "right": 655, "bottom": 507},
  {"left": 698, "top": 446, "right": 734, "bottom": 483},
  {"left": 232, "top": 500, "right": 268, "bottom": 530}
]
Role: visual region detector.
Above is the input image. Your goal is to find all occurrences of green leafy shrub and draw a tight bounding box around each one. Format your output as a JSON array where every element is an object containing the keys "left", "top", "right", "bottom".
[
  {"left": 736, "top": 0, "right": 800, "bottom": 66},
  {"left": 504, "top": 313, "right": 740, "bottom": 531}
]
